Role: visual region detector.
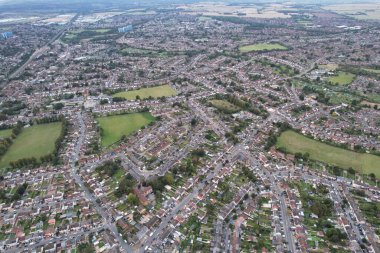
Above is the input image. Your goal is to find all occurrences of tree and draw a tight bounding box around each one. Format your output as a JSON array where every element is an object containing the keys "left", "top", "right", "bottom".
[
  {"left": 136, "top": 95, "right": 140, "bottom": 100},
  {"left": 127, "top": 193, "right": 139, "bottom": 205},
  {"left": 77, "top": 243, "right": 95, "bottom": 253},
  {"left": 325, "top": 228, "right": 347, "bottom": 243},
  {"left": 117, "top": 75, "right": 124, "bottom": 82},
  {"left": 347, "top": 167, "right": 356, "bottom": 175},
  {"left": 99, "top": 99, "right": 108, "bottom": 105},
  {"left": 164, "top": 173, "right": 174, "bottom": 185},
  {"left": 53, "top": 103, "right": 64, "bottom": 110}
]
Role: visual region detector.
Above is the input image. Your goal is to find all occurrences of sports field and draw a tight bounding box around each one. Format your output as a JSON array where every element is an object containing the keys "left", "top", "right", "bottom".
[
  {"left": 62, "top": 29, "right": 114, "bottom": 43},
  {"left": 209, "top": 99, "right": 241, "bottom": 113},
  {"left": 0, "top": 129, "right": 12, "bottom": 139},
  {"left": 363, "top": 68, "right": 380, "bottom": 75},
  {"left": 112, "top": 85, "right": 177, "bottom": 100},
  {"left": 328, "top": 71, "right": 355, "bottom": 85},
  {"left": 97, "top": 112, "right": 156, "bottom": 147},
  {"left": 0, "top": 122, "right": 62, "bottom": 168},
  {"left": 239, "top": 43, "right": 287, "bottom": 53},
  {"left": 276, "top": 130, "right": 380, "bottom": 177}
]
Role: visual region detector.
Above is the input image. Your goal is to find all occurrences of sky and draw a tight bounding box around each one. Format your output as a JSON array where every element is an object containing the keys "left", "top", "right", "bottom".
[{"left": 0, "top": 0, "right": 378, "bottom": 13}]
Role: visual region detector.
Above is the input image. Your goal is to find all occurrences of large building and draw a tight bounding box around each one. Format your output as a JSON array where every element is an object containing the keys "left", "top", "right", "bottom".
[
  {"left": 118, "top": 25, "right": 133, "bottom": 33},
  {"left": 1, "top": 31, "right": 13, "bottom": 39}
]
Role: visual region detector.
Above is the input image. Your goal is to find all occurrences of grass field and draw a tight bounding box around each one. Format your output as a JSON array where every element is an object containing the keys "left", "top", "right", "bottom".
[
  {"left": 113, "top": 85, "right": 177, "bottom": 100},
  {"left": 363, "top": 68, "right": 380, "bottom": 75},
  {"left": 319, "top": 64, "right": 338, "bottom": 71},
  {"left": 209, "top": 99, "right": 241, "bottom": 113},
  {"left": 0, "top": 129, "right": 12, "bottom": 139},
  {"left": 0, "top": 123, "right": 62, "bottom": 168},
  {"left": 276, "top": 130, "right": 380, "bottom": 177},
  {"left": 239, "top": 43, "right": 287, "bottom": 53},
  {"left": 328, "top": 71, "right": 355, "bottom": 85},
  {"left": 97, "top": 112, "right": 156, "bottom": 147},
  {"left": 62, "top": 29, "right": 114, "bottom": 43}
]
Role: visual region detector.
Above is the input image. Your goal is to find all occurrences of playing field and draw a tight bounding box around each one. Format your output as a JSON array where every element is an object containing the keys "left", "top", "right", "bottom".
[
  {"left": 363, "top": 68, "right": 380, "bottom": 75},
  {"left": 209, "top": 99, "right": 241, "bottom": 113},
  {"left": 112, "top": 85, "right": 177, "bottom": 100},
  {"left": 276, "top": 130, "right": 380, "bottom": 177},
  {"left": 239, "top": 43, "right": 287, "bottom": 53},
  {"left": 328, "top": 71, "right": 355, "bottom": 85},
  {"left": 0, "top": 122, "right": 62, "bottom": 168},
  {"left": 62, "top": 29, "right": 114, "bottom": 43},
  {"left": 97, "top": 112, "right": 156, "bottom": 147},
  {"left": 0, "top": 129, "right": 12, "bottom": 139}
]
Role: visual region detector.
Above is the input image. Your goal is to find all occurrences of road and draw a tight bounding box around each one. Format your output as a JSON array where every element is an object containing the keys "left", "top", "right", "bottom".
[
  {"left": 142, "top": 153, "right": 230, "bottom": 251},
  {"left": 5, "top": 14, "right": 79, "bottom": 83},
  {"left": 70, "top": 112, "right": 133, "bottom": 253},
  {"left": 4, "top": 226, "right": 104, "bottom": 253}
]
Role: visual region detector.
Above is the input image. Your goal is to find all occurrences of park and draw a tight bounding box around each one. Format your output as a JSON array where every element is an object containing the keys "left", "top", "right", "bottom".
[
  {"left": 0, "top": 122, "right": 63, "bottom": 169},
  {"left": 112, "top": 84, "right": 177, "bottom": 100},
  {"left": 276, "top": 130, "right": 380, "bottom": 177},
  {"left": 97, "top": 112, "right": 156, "bottom": 147},
  {"left": 209, "top": 99, "right": 241, "bottom": 114},
  {"left": 239, "top": 43, "right": 288, "bottom": 53},
  {"left": 328, "top": 71, "right": 355, "bottom": 85}
]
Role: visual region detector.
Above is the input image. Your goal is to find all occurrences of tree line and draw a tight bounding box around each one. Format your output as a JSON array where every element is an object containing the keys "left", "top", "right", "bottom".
[{"left": 0, "top": 121, "right": 23, "bottom": 157}]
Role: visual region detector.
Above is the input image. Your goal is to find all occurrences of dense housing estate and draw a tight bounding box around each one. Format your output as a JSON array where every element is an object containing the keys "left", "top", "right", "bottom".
[{"left": 0, "top": 0, "right": 380, "bottom": 252}]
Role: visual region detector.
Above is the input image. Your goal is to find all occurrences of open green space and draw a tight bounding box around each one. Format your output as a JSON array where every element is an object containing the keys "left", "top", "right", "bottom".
[
  {"left": 328, "top": 71, "right": 355, "bottom": 85},
  {"left": 94, "top": 29, "right": 112, "bottom": 33},
  {"left": 97, "top": 112, "right": 156, "bottom": 147},
  {"left": 0, "top": 123, "right": 62, "bottom": 168},
  {"left": 239, "top": 43, "right": 287, "bottom": 53},
  {"left": 62, "top": 29, "right": 115, "bottom": 43},
  {"left": 209, "top": 99, "right": 241, "bottom": 113},
  {"left": 363, "top": 68, "right": 380, "bottom": 75},
  {"left": 256, "top": 58, "right": 297, "bottom": 76},
  {"left": 0, "top": 129, "right": 12, "bottom": 139},
  {"left": 276, "top": 130, "right": 380, "bottom": 177},
  {"left": 113, "top": 85, "right": 177, "bottom": 100},
  {"left": 319, "top": 64, "right": 339, "bottom": 71}
]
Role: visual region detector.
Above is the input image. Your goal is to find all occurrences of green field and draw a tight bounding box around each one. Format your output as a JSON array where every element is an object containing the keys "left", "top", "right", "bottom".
[
  {"left": 97, "top": 112, "right": 156, "bottom": 147},
  {"left": 276, "top": 130, "right": 380, "bottom": 177},
  {"left": 62, "top": 29, "right": 114, "bottom": 43},
  {"left": 94, "top": 29, "right": 112, "bottom": 33},
  {"left": 0, "top": 123, "right": 62, "bottom": 168},
  {"left": 209, "top": 99, "right": 241, "bottom": 113},
  {"left": 239, "top": 43, "right": 288, "bottom": 53},
  {"left": 363, "top": 68, "right": 380, "bottom": 75},
  {"left": 328, "top": 71, "right": 355, "bottom": 85},
  {"left": 0, "top": 129, "right": 12, "bottom": 139},
  {"left": 113, "top": 85, "right": 177, "bottom": 100}
]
